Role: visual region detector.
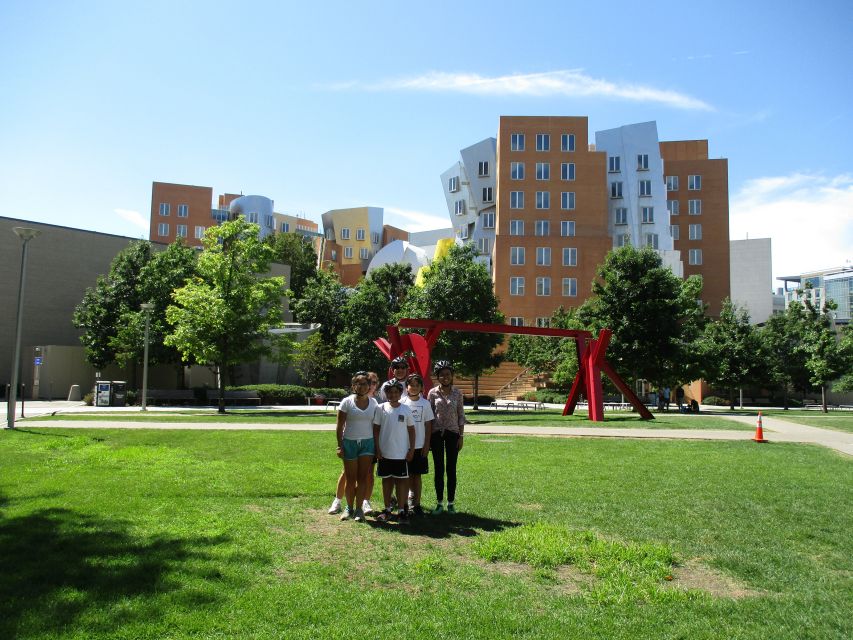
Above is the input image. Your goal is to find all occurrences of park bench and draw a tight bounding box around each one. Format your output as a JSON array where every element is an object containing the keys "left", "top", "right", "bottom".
[
  {"left": 206, "top": 390, "right": 262, "bottom": 405},
  {"left": 489, "top": 400, "right": 543, "bottom": 411},
  {"left": 142, "top": 389, "right": 197, "bottom": 406},
  {"left": 325, "top": 399, "right": 342, "bottom": 411}
]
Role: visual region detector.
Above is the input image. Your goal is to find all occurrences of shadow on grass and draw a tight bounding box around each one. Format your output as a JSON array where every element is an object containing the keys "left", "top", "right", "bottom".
[
  {"left": 367, "top": 511, "right": 518, "bottom": 540},
  {"left": 0, "top": 508, "right": 237, "bottom": 637}
]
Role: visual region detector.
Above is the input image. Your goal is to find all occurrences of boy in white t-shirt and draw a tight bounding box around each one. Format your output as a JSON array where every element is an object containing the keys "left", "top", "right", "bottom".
[
  {"left": 402, "top": 374, "right": 434, "bottom": 516},
  {"left": 373, "top": 381, "right": 415, "bottom": 523}
]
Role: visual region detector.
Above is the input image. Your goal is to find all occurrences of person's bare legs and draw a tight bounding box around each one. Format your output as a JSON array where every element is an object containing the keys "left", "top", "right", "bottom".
[
  {"left": 354, "top": 455, "right": 372, "bottom": 513},
  {"left": 411, "top": 474, "right": 422, "bottom": 507},
  {"left": 342, "top": 458, "right": 359, "bottom": 517},
  {"left": 336, "top": 471, "right": 346, "bottom": 499}
]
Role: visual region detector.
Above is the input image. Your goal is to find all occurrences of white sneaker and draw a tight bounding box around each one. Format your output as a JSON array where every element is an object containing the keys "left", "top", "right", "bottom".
[
  {"left": 340, "top": 506, "right": 353, "bottom": 521},
  {"left": 328, "top": 498, "right": 342, "bottom": 515},
  {"left": 362, "top": 500, "right": 374, "bottom": 515}
]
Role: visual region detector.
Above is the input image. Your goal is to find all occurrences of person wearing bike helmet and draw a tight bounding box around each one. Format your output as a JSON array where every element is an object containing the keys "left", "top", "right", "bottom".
[
  {"left": 427, "top": 360, "right": 466, "bottom": 514},
  {"left": 379, "top": 356, "right": 410, "bottom": 402}
]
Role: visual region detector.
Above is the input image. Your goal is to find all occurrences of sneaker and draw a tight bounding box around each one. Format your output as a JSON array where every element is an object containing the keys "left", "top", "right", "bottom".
[
  {"left": 328, "top": 498, "right": 342, "bottom": 515},
  {"left": 408, "top": 491, "right": 415, "bottom": 510},
  {"left": 389, "top": 495, "right": 398, "bottom": 512},
  {"left": 447, "top": 503, "right": 456, "bottom": 514},
  {"left": 353, "top": 508, "right": 365, "bottom": 522},
  {"left": 376, "top": 509, "right": 392, "bottom": 523},
  {"left": 340, "top": 506, "right": 353, "bottom": 521},
  {"left": 362, "top": 500, "right": 374, "bottom": 516},
  {"left": 398, "top": 510, "right": 410, "bottom": 525},
  {"left": 432, "top": 504, "right": 445, "bottom": 515},
  {"left": 413, "top": 505, "right": 424, "bottom": 517}
]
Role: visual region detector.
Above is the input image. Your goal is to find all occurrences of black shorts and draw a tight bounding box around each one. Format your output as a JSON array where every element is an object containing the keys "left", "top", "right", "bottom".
[
  {"left": 408, "top": 451, "right": 429, "bottom": 475},
  {"left": 377, "top": 458, "right": 409, "bottom": 479}
]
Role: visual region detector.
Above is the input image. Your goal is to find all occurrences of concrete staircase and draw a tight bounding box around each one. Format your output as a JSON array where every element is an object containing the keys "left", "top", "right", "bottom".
[{"left": 453, "top": 361, "right": 539, "bottom": 401}]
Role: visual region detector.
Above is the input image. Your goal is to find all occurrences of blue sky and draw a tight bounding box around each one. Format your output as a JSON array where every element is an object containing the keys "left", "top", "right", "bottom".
[{"left": 1, "top": 0, "right": 851, "bottom": 284}]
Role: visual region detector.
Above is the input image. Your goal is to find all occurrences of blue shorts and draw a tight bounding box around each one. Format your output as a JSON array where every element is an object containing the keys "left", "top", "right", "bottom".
[{"left": 342, "top": 437, "right": 375, "bottom": 461}]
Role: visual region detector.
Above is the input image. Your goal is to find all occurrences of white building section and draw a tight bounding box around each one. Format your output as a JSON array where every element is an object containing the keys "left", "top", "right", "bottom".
[
  {"left": 730, "top": 238, "right": 774, "bottom": 324},
  {"left": 366, "top": 240, "right": 430, "bottom": 275},
  {"left": 228, "top": 195, "right": 276, "bottom": 239}
]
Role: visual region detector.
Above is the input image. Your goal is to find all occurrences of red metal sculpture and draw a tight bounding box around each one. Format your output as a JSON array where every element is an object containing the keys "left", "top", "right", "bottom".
[{"left": 374, "top": 319, "right": 652, "bottom": 422}]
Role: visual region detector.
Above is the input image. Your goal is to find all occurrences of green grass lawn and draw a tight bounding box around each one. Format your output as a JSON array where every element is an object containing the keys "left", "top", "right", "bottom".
[
  {"left": 762, "top": 409, "right": 853, "bottom": 433},
  {"left": 28, "top": 408, "right": 753, "bottom": 430},
  {"left": 1, "top": 428, "right": 850, "bottom": 639}
]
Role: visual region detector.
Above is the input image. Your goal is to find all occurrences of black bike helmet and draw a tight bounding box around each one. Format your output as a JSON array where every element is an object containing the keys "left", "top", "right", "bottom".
[
  {"left": 391, "top": 356, "right": 409, "bottom": 368},
  {"left": 433, "top": 360, "right": 453, "bottom": 375}
]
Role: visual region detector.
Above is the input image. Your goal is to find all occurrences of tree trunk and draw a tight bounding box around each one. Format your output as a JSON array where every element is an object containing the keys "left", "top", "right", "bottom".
[
  {"left": 473, "top": 374, "right": 480, "bottom": 410},
  {"left": 783, "top": 385, "right": 789, "bottom": 410},
  {"left": 729, "top": 388, "right": 735, "bottom": 411},
  {"left": 822, "top": 385, "right": 827, "bottom": 413},
  {"left": 217, "top": 364, "right": 226, "bottom": 414}
]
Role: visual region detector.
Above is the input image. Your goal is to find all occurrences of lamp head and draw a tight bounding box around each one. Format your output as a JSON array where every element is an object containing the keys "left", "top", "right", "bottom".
[
  {"left": 13, "top": 227, "right": 41, "bottom": 242},
  {"left": 140, "top": 303, "right": 154, "bottom": 312}
]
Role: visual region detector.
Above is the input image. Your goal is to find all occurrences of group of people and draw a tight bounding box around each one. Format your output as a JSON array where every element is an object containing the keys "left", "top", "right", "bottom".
[{"left": 329, "top": 357, "right": 465, "bottom": 523}]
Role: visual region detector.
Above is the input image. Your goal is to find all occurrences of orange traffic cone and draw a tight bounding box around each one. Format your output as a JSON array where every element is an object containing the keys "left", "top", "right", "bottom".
[{"left": 753, "top": 411, "right": 768, "bottom": 443}]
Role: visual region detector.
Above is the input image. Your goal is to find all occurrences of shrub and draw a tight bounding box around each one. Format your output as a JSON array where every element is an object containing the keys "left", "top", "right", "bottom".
[
  {"left": 228, "top": 384, "right": 309, "bottom": 404},
  {"left": 702, "top": 395, "right": 730, "bottom": 406},
  {"left": 126, "top": 389, "right": 137, "bottom": 406},
  {"left": 83, "top": 392, "right": 94, "bottom": 406},
  {"left": 522, "top": 389, "right": 569, "bottom": 404}
]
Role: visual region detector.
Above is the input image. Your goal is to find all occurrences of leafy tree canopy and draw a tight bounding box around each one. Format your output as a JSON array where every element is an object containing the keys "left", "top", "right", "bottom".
[
  {"left": 290, "top": 268, "right": 349, "bottom": 342},
  {"left": 265, "top": 232, "right": 317, "bottom": 300}
]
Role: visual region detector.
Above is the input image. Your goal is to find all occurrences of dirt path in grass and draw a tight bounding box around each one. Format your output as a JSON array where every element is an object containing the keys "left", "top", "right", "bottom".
[{"left": 15, "top": 413, "right": 853, "bottom": 456}]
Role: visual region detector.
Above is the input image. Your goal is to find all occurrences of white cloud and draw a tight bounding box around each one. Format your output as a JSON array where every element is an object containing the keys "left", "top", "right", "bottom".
[
  {"left": 730, "top": 173, "right": 853, "bottom": 281},
  {"left": 329, "top": 70, "right": 713, "bottom": 111},
  {"left": 384, "top": 206, "right": 450, "bottom": 232},
  {"left": 115, "top": 208, "right": 148, "bottom": 231}
]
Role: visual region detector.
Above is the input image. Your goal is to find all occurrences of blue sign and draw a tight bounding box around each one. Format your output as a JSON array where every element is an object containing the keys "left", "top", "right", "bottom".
[{"left": 34, "top": 357, "right": 42, "bottom": 366}]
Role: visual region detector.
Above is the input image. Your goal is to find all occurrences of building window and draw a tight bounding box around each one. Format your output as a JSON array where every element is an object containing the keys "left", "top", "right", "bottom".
[
  {"left": 455, "top": 199, "right": 466, "bottom": 215},
  {"left": 637, "top": 154, "right": 649, "bottom": 170},
  {"left": 360, "top": 247, "right": 369, "bottom": 259},
  {"left": 510, "top": 247, "right": 525, "bottom": 265},
  {"left": 689, "top": 248, "right": 703, "bottom": 265},
  {"left": 355, "top": 228, "right": 365, "bottom": 241},
  {"left": 561, "top": 162, "right": 575, "bottom": 181},
  {"left": 177, "top": 204, "right": 188, "bottom": 217},
  {"left": 509, "top": 316, "right": 524, "bottom": 326},
  {"left": 341, "top": 227, "right": 351, "bottom": 240},
  {"left": 561, "top": 133, "right": 575, "bottom": 152},
  {"left": 667, "top": 200, "right": 680, "bottom": 216},
  {"left": 645, "top": 233, "right": 659, "bottom": 250},
  {"left": 325, "top": 229, "right": 335, "bottom": 241},
  {"left": 536, "top": 276, "right": 551, "bottom": 296},
  {"left": 246, "top": 212, "right": 259, "bottom": 224},
  {"left": 449, "top": 176, "right": 460, "bottom": 192},
  {"left": 688, "top": 175, "right": 702, "bottom": 190},
  {"left": 608, "top": 156, "right": 621, "bottom": 173},
  {"left": 372, "top": 232, "right": 380, "bottom": 244},
  {"left": 157, "top": 223, "right": 169, "bottom": 236},
  {"left": 536, "top": 247, "right": 551, "bottom": 266},
  {"left": 536, "top": 317, "right": 550, "bottom": 328},
  {"left": 562, "top": 277, "right": 578, "bottom": 297},
  {"left": 510, "top": 191, "right": 524, "bottom": 209},
  {"left": 460, "top": 225, "right": 469, "bottom": 240},
  {"left": 511, "top": 133, "right": 525, "bottom": 151},
  {"left": 534, "top": 220, "right": 550, "bottom": 236},
  {"left": 535, "top": 191, "right": 550, "bottom": 209},
  {"left": 670, "top": 225, "right": 680, "bottom": 240},
  {"left": 281, "top": 222, "right": 290, "bottom": 232},
  {"left": 617, "top": 234, "right": 631, "bottom": 247},
  {"left": 510, "top": 276, "right": 525, "bottom": 296},
  {"left": 561, "top": 220, "right": 575, "bottom": 237},
  {"left": 615, "top": 207, "right": 628, "bottom": 225},
  {"left": 536, "top": 162, "right": 550, "bottom": 180},
  {"left": 610, "top": 182, "right": 623, "bottom": 198},
  {"left": 536, "top": 133, "right": 550, "bottom": 151},
  {"left": 688, "top": 199, "right": 702, "bottom": 215},
  {"left": 194, "top": 225, "right": 205, "bottom": 239},
  {"left": 511, "top": 162, "right": 525, "bottom": 180},
  {"left": 159, "top": 203, "right": 170, "bottom": 216},
  {"left": 642, "top": 207, "right": 654, "bottom": 223},
  {"left": 331, "top": 250, "right": 337, "bottom": 260},
  {"left": 265, "top": 215, "right": 274, "bottom": 228},
  {"left": 478, "top": 161, "right": 489, "bottom": 177},
  {"left": 639, "top": 180, "right": 652, "bottom": 197},
  {"left": 509, "top": 219, "right": 524, "bottom": 236},
  {"left": 176, "top": 224, "right": 187, "bottom": 238},
  {"left": 344, "top": 246, "right": 353, "bottom": 259},
  {"left": 689, "top": 224, "right": 702, "bottom": 240},
  {"left": 482, "top": 187, "right": 493, "bottom": 203},
  {"left": 666, "top": 176, "right": 679, "bottom": 191},
  {"left": 562, "top": 247, "right": 577, "bottom": 266},
  {"left": 561, "top": 192, "right": 576, "bottom": 210},
  {"left": 482, "top": 212, "right": 495, "bottom": 229},
  {"left": 478, "top": 237, "right": 490, "bottom": 254}
]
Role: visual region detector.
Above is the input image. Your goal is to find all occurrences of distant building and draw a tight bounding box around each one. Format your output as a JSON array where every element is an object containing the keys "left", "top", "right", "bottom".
[
  {"left": 780, "top": 266, "right": 853, "bottom": 325},
  {"left": 730, "top": 238, "right": 774, "bottom": 324}
]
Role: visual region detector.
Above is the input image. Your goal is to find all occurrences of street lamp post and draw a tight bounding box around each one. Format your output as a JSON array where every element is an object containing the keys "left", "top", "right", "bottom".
[
  {"left": 7, "top": 227, "right": 41, "bottom": 429},
  {"left": 140, "top": 303, "right": 154, "bottom": 411}
]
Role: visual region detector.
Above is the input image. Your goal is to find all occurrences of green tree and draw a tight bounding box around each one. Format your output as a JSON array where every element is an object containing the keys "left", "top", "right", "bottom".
[
  {"left": 290, "top": 269, "right": 348, "bottom": 342},
  {"left": 265, "top": 232, "right": 317, "bottom": 300},
  {"left": 699, "top": 299, "right": 764, "bottom": 409},
  {"left": 336, "top": 264, "right": 415, "bottom": 374},
  {"left": 165, "top": 218, "right": 287, "bottom": 413},
  {"left": 831, "top": 326, "right": 853, "bottom": 393},
  {"left": 506, "top": 307, "right": 583, "bottom": 387},
  {"left": 578, "top": 245, "right": 707, "bottom": 393},
  {"left": 800, "top": 292, "right": 851, "bottom": 412},
  {"left": 73, "top": 241, "right": 153, "bottom": 372},
  {"left": 292, "top": 331, "right": 336, "bottom": 388},
  {"left": 761, "top": 302, "right": 812, "bottom": 407},
  {"left": 401, "top": 244, "right": 504, "bottom": 408}
]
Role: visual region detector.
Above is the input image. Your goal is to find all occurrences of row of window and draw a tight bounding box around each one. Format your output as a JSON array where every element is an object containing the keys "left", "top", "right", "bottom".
[
  {"left": 510, "top": 162, "right": 576, "bottom": 181},
  {"left": 338, "top": 246, "right": 372, "bottom": 259},
  {"left": 666, "top": 175, "right": 702, "bottom": 191},
  {"left": 447, "top": 162, "right": 492, "bottom": 194},
  {"left": 336, "top": 228, "right": 381, "bottom": 244},
  {"left": 509, "top": 191, "right": 577, "bottom": 210},
  {"left": 510, "top": 133, "right": 576, "bottom": 153},
  {"left": 509, "top": 247, "right": 578, "bottom": 267},
  {"left": 157, "top": 223, "right": 206, "bottom": 239},
  {"left": 667, "top": 224, "right": 703, "bottom": 240},
  {"left": 508, "top": 220, "right": 575, "bottom": 236},
  {"left": 608, "top": 155, "right": 650, "bottom": 173},
  {"left": 667, "top": 199, "right": 702, "bottom": 215},
  {"left": 159, "top": 203, "right": 189, "bottom": 217},
  {"left": 509, "top": 276, "right": 578, "bottom": 297},
  {"left": 509, "top": 317, "right": 556, "bottom": 328}
]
